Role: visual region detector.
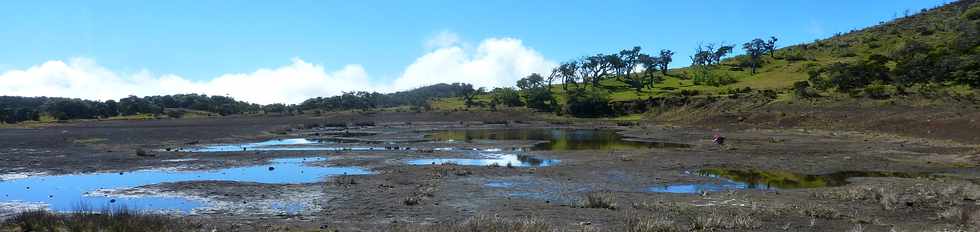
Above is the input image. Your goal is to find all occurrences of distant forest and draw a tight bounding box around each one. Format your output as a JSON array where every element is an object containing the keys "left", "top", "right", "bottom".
[{"left": 0, "top": 83, "right": 476, "bottom": 123}]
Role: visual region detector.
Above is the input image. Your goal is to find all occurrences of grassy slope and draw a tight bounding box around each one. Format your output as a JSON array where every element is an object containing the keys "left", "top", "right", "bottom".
[{"left": 437, "top": 0, "right": 977, "bottom": 108}]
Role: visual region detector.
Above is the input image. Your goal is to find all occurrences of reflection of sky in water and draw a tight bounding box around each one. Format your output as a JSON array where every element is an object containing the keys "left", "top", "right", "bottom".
[
  {"left": 648, "top": 181, "right": 773, "bottom": 194},
  {"left": 429, "top": 128, "right": 690, "bottom": 150},
  {"left": 184, "top": 138, "right": 496, "bottom": 152},
  {"left": 183, "top": 138, "right": 327, "bottom": 152},
  {"left": 649, "top": 170, "right": 776, "bottom": 194},
  {"left": 0, "top": 157, "right": 370, "bottom": 213},
  {"left": 407, "top": 153, "right": 558, "bottom": 167},
  {"left": 484, "top": 181, "right": 515, "bottom": 188}
]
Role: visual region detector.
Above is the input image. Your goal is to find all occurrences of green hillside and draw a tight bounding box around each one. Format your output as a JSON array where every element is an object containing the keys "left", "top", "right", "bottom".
[
  {"left": 433, "top": 0, "right": 979, "bottom": 117},
  {"left": 608, "top": 0, "right": 979, "bottom": 101}
]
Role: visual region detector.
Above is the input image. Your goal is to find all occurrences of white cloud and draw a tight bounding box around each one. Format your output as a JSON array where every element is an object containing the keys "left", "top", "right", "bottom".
[
  {"left": 0, "top": 35, "right": 555, "bottom": 104},
  {"left": 395, "top": 37, "right": 555, "bottom": 90},
  {"left": 201, "top": 59, "right": 371, "bottom": 104},
  {"left": 0, "top": 58, "right": 370, "bottom": 104}
]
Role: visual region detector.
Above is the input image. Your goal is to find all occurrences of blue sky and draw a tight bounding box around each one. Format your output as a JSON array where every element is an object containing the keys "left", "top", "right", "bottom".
[{"left": 0, "top": 0, "right": 950, "bottom": 103}]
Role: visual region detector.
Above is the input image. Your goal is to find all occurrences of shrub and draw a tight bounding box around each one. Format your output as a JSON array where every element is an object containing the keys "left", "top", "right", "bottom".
[
  {"left": 4, "top": 207, "right": 199, "bottom": 232},
  {"left": 759, "top": 89, "right": 778, "bottom": 99},
  {"left": 953, "top": 54, "right": 980, "bottom": 88},
  {"left": 793, "top": 81, "right": 818, "bottom": 98},
  {"left": 727, "top": 87, "right": 753, "bottom": 94},
  {"left": 784, "top": 53, "right": 811, "bottom": 62},
  {"left": 863, "top": 82, "right": 891, "bottom": 99},
  {"left": 564, "top": 88, "right": 612, "bottom": 117},
  {"left": 580, "top": 192, "right": 617, "bottom": 210},
  {"left": 164, "top": 109, "right": 186, "bottom": 119},
  {"left": 525, "top": 87, "right": 555, "bottom": 112},
  {"left": 963, "top": 5, "right": 980, "bottom": 21},
  {"left": 815, "top": 60, "right": 889, "bottom": 92},
  {"left": 490, "top": 87, "right": 524, "bottom": 107}
]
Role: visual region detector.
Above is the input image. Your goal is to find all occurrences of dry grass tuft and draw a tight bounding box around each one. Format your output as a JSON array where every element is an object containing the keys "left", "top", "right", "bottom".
[
  {"left": 624, "top": 209, "right": 681, "bottom": 232},
  {"left": 689, "top": 210, "right": 761, "bottom": 231},
  {"left": 391, "top": 215, "right": 556, "bottom": 232},
  {"left": 1, "top": 207, "right": 201, "bottom": 232},
  {"left": 797, "top": 203, "right": 843, "bottom": 219},
  {"left": 580, "top": 192, "right": 617, "bottom": 210}
]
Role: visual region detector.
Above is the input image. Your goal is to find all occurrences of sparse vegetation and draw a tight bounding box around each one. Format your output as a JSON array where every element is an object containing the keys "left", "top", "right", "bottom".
[
  {"left": 690, "top": 210, "right": 761, "bottom": 231},
  {"left": 1, "top": 207, "right": 202, "bottom": 232},
  {"left": 391, "top": 215, "right": 554, "bottom": 232},
  {"left": 624, "top": 209, "right": 680, "bottom": 232},
  {"left": 580, "top": 192, "right": 617, "bottom": 210}
]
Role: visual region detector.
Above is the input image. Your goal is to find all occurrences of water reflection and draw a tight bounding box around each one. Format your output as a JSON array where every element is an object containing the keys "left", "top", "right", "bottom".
[
  {"left": 407, "top": 154, "right": 558, "bottom": 167},
  {"left": 0, "top": 157, "right": 370, "bottom": 213},
  {"left": 429, "top": 128, "right": 689, "bottom": 150},
  {"left": 696, "top": 169, "right": 932, "bottom": 189},
  {"left": 649, "top": 169, "right": 932, "bottom": 193}
]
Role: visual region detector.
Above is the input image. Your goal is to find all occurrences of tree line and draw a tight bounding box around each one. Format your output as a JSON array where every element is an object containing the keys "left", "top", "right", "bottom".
[
  {"left": 0, "top": 94, "right": 261, "bottom": 123},
  {"left": 496, "top": 37, "right": 779, "bottom": 117},
  {"left": 296, "top": 83, "right": 476, "bottom": 112}
]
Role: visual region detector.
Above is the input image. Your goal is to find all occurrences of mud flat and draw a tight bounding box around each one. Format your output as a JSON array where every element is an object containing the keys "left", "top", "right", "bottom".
[{"left": 1, "top": 111, "right": 978, "bottom": 231}]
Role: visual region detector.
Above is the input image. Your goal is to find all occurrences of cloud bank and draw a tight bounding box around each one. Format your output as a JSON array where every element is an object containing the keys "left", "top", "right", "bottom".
[{"left": 0, "top": 34, "right": 555, "bottom": 104}]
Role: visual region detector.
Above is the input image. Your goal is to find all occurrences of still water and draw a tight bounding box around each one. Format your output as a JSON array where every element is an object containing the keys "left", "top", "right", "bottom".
[
  {"left": 428, "top": 128, "right": 690, "bottom": 150},
  {"left": 0, "top": 157, "right": 370, "bottom": 213},
  {"left": 650, "top": 169, "right": 932, "bottom": 193}
]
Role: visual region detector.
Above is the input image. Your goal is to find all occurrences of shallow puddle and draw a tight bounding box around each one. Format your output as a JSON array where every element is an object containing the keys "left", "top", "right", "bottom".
[
  {"left": 429, "top": 128, "right": 688, "bottom": 150},
  {"left": 408, "top": 154, "right": 558, "bottom": 167},
  {"left": 650, "top": 169, "right": 932, "bottom": 193},
  {"left": 0, "top": 157, "right": 370, "bottom": 213},
  {"left": 183, "top": 138, "right": 328, "bottom": 152}
]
